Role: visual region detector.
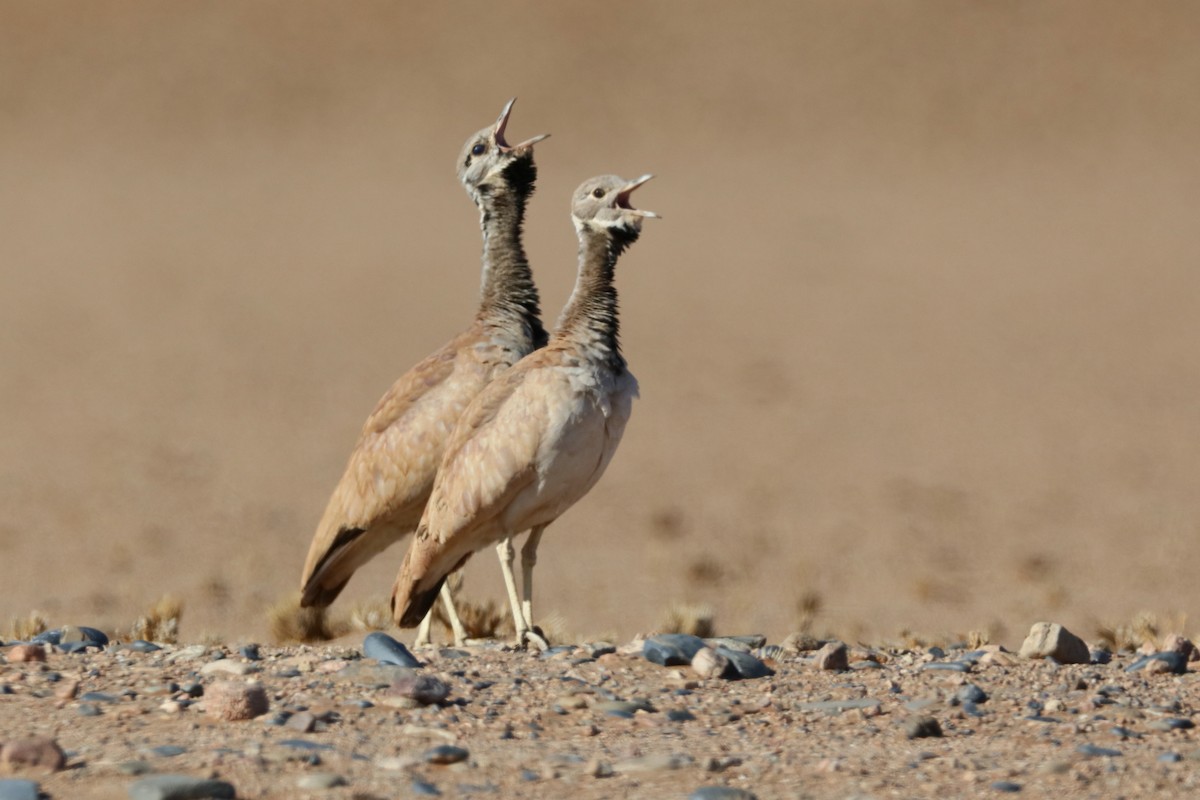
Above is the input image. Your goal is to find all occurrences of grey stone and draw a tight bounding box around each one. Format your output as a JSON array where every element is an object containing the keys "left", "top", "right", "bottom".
[
  {"left": 1076, "top": 743, "right": 1122, "bottom": 758},
  {"left": 991, "top": 781, "right": 1022, "bottom": 793},
  {"left": 423, "top": 745, "right": 469, "bottom": 765},
  {"left": 296, "top": 773, "right": 346, "bottom": 790},
  {"left": 1126, "top": 652, "right": 1187, "bottom": 675},
  {"left": 714, "top": 647, "right": 772, "bottom": 679},
  {"left": 148, "top": 745, "right": 186, "bottom": 758},
  {"left": 905, "top": 716, "right": 943, "bottom": 739},
  {"left": 643, "top": 634, "right": 706, "bottom": 666},
  {"left": 0, "top": 779, "right": 40, "bottom": 800},
  {"left": 689, "top": 788, "right": 758, "bottom": 800},
  {"left": 61, "top": 625, "right": 108, "bottom": 646},
  {"left": 389, "top": 674, "right": 450, "bottom": 705},
  {"left": 128, "top": 640, "right": 162, "bottom": 653},
  {"left": 363, "top": 633, "right": 421, "bottom": 668},
  {"left": 921, "top": 661, "right": 970, "bottom": 673},
  {"left": 238, "top": 644, "right": 261, "bottom": 661},
  {"left": 411, "top": 780, "right": 441, "bottom": 796},
  {"left": 80, "top": 691, "right": 119, "bottom": 703},
  {"left": 613, "top": 753, "right": 694, "bottom": 773},
  {"left": 1018, "top": 622, "right": 1089, "bottom": 664},
  {"left": 955, "top": 684, "right": 988, "bottom": 704},
  {"left": 127, "top": 775, "right": 237, "bottom": 799},
  {"left": 1150, "top": 718, "right": 1194, "bottom": 731},
  {"left": 795, "top": 698, "right": 881, "bottom": 714}
]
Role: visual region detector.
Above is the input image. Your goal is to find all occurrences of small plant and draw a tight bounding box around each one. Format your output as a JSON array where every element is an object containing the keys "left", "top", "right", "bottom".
[
  {"left": 796, "top": 590, "right": 823, "bottom": 634},
  {"left": 660, "top": 602, "right": 715, "bottom": 638},
  {"left": 130, "top": 595, "right": 183, "bottom": 644},
  {"left": 267, "top": 593, "right": 348, "bottom": 643},
  {"left": 7, "top": 610, "right": 49, "bottom": 641},
  {"left": 433, "top": 596, "right": 514, "bottom": 641}
]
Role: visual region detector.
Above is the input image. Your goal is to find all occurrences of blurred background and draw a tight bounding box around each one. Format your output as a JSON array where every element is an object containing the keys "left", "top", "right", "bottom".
[{"left": 2, "top": 1, "right": 1198, "bottom": 646}]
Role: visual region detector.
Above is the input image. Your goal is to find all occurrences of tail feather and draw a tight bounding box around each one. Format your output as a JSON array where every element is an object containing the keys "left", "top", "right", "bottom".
[{"left": 299, "top": 526, "right": 366, "bottom": 608}]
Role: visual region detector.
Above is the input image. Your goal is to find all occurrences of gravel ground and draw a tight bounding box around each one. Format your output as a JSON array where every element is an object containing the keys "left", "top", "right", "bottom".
[{"left": 3, "top": 629, "right": 1199, "bottom": 799}]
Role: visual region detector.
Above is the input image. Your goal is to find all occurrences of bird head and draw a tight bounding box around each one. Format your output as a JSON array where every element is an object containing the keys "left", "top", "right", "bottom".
[
  {"left": 457, "top": 98, "right": 550, "bottom": 202},
  {"left": 570, "top": 174, "right": 660, "bottom": 236}
]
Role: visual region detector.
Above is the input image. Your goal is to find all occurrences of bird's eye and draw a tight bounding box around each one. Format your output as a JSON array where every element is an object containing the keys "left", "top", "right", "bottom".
[
  {"left": 471, "top": 143, "right": 486, "bottom": 156},
  {"left": 592, "top": 188, "right": 605, "bottom": 198}
]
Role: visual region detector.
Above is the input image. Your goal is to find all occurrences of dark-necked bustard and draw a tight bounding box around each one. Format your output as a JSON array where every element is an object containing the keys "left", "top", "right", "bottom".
[
  {"left": 299, "top": 99, "right": 550, "bottom": 646},
  {"left": 391, "top": 174, "right": 658, "bottom": 648}
]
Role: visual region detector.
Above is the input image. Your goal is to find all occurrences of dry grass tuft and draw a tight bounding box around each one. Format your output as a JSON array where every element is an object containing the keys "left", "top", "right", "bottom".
[
  {"left": 1096, "top": 610, "right": 1188, "bottom": 653},
  {"left": 796, "top": 591, "right": 823, "bottom": 634},
  {"left": 348, "top": 599, "right": 391, "bottom": 632},
  {"left": 267, "top": 593, "right": 348, "bottom": 643},
  {"left": 660, "top": 602, "right": 715, "bottom": 638},
  {"left": 7, "top": 610, "right": 49, "bottom": 641},
  {"left": 434, "top": 595, "right": 514, "bottom": 641},
  {"left": 967, "top": 629, "right": 990, "bottom": 649},
  {"left": 130, "top": 595, "right": 183, "bottom": 643}
]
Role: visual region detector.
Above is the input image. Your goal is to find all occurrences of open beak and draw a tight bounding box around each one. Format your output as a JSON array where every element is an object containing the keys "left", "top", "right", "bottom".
[
  {"left": 615, "top": 174, "right": 661, "bottom": 219},
  {"left": 493, "top": 97, "right": 550, "bottom": 154}
]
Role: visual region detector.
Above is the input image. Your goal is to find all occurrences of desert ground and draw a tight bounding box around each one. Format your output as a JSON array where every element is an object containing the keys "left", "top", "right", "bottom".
[{"left": 2, "top": 2, "right": 1200, "bottom": 795}]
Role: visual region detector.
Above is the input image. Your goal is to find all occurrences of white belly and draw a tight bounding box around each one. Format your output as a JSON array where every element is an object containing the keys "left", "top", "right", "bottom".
[{"left": 501, "top": 368, "right": 636, "bottom": 532}]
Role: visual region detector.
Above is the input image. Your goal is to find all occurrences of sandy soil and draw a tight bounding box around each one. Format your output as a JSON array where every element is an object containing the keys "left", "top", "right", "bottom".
[
  {"left": 3, "top": 1, "right": 1200, "bottom": 654},
  {"left": 2, "top": 632, "right": 1200, "bottom": 799}
]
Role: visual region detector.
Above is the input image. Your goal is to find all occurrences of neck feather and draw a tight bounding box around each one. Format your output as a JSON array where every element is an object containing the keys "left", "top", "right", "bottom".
[
  {"left": 554, "top": 223, "right": 639, "bottom": 372},
  {"left": 476, "top": 178, "right": 547, "bottom": 347}
]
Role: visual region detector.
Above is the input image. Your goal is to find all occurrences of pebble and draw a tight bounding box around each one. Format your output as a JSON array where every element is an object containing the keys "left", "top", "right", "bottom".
[
  {"left": 796, "top": 698, "right": 881, "bottom": 714},
  {"left": 1150, "top": 718, "right": 1194, "bottom": 731},
  {"left": 363, "top": 633, "right": 422, "bottom": 668},
  {"left": 715, "top": 647, "right": 772, "bottom": 679},
  {"left": 239, "top": 643, "right": 262, "bottom": 661},
  {"left": 688, "top": 787, "right": 758, "bottom": 800},
  {"left": 5, "top": 645, "right": 46, "bottom": 664},
  {"left": 127, "top": 640, "right": 162, "bottom": 653},
  {"left": 1159, "top": 752, "right": 1182, "bottom": 763},
  {"left": 904, "top": 716, "right": 943, "bottom": 739},
  {"left": 296, "top": 772, "right": 347, "bottom": 790},
  {"left": 411, "top": 780, "right": 442, "bottom": 796},
  {"left": 1126, "top": 652, "right": 1187, "bottom": 675},
  {"left": 80, "top": 691, "right": 118, "bottom": 703},
  {"left": 148, "top": 745, "right": 186, "bottom": 758},
  {"left": 813, "top": 641, "right": 849, "bottom": 671},
  {"left": 1018, "top": 622, "right": 1089, "bottom": 664},
  {"left": 200, "top": 659, "right": 258, "bottom": 676},
  {"left": 0, "top": 736, "right": 66, "bottom": 772},
  {"left": 127, "top": 775, "right": 237, "bottom": 799},
  {"left": 921, "top": 661, "right": 970, "bottom": 673},
  {"left": 285, "top": 712, "right": 317, "bottom": 733},
  {"left": 204, "top": 681, "right": 269, "bottom": 721},
  {"left": 0, "top": 780, "right": 40, "bottom": 800},
  {"left": 423, "top": 745, "right": 469, "bottom": 765},
  {"left": 1076, "top": 743, "right": 1122, "bottom": 758},
  {"left": 613, "top": 753, "right": 695, "bottom": 772},
  {"left": 991, "top": 781, "right": 1022, "bottom": 793},
  {"left": 691, "top": 647, "right": 729, "bottom": 679},
  {"left": 643, "top": 634, "right": 707, "bottom": 666},
  {"left": 389, "top": 674, "right": 451, "bottom": 705},
  {"left": 955, "top": 684, "right": 988, "bottom": 704},
  {"left": 60, "top": 625, "right": 108, "bottom": 647}
]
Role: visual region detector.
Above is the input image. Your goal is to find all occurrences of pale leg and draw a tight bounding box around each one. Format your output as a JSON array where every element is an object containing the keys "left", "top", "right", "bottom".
[
  {"left": 413, "top": 582, "right": 467, "bottom": 647},
  {"left": 414, "top": 607, "right": 434, "bottom": 648},
  {"left": 520, "top": 525, "right": 547, "bottom": 632},
  {"left": 439, "top": 581, "right": 468, "bottom": 646},
  {"left": 496, "top": 537, "right": 528, "bottom": 644}
]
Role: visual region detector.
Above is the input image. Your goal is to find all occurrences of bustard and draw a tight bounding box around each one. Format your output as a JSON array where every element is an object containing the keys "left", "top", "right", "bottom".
[
  {"left": 299, "top": 99, "right": 549, "bottom": 646},
  {"left": 391, "top": 174, "right": 658, "bottom": 648}
]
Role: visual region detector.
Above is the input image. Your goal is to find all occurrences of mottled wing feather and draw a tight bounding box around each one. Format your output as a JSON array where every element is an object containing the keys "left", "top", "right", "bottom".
[
  {"left": 395, "top": 355, "right": 555, "bottom": 608},
  {"left": 300, "top": 332, "right": 481, "bottom": 605}
]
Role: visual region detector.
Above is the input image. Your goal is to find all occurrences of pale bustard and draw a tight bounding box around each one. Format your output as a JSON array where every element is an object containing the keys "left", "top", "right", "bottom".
[
  {"left": 391, "top": 174, "right": 658, "bottom": 648},
  {"left": 299, "top": 99, "right": 550, "bottom": 646}
]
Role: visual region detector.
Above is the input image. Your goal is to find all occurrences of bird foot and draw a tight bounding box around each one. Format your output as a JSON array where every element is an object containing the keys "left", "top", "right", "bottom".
[{"left": 519, "top": 628, "right": 549, "bottom": 652}]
